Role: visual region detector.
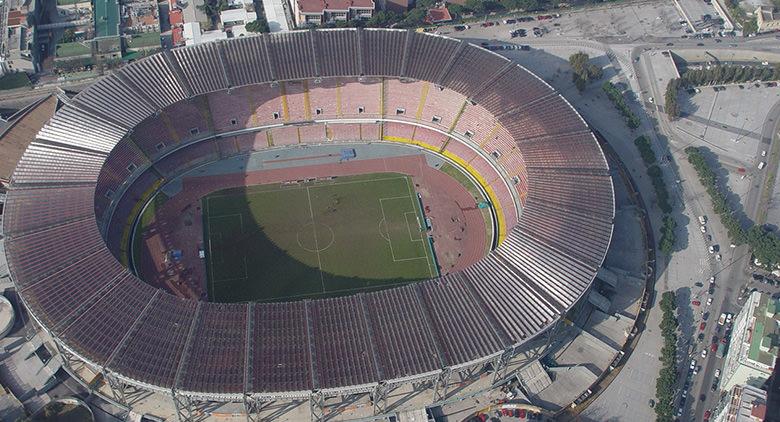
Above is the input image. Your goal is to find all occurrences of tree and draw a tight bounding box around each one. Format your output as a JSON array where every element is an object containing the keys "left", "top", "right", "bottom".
[
  {"left": 245, "top": 17, "right": 270, "bottom": 33},
  {"left": 367, "top": 10, "right": 400, "bottom": 27},
  {"left": 665, "top": 78, "right": 681, "bottom": 120},
  {"left": 61, "top": 28, "right": 77, "bottom": 43},
  {"left": 742, "top": 18, "right": 758, "bottom": 36},
  {"left": 569, "top": 52, "right": 603, "bottom": 92},
  {"left": 465, "top": 0, "right": 486, "bottom": 14}
]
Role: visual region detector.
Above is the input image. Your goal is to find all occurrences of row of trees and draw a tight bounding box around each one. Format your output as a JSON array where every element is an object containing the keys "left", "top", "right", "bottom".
[
  {"left": 633, "top": 135, "right": 675, "bottom": 251},
  {"left": 602, "top": 82, "right": 640, "bottom": 129},
  {"left": 659, "top": 216, "right": 677, "bottom": 256},
  {"left": 665, "top": 78, "right": 681, "bottom": 120},
  {"left": 569, "top": 52, "right": 603, "bottom": 92},
  {"left": 681, "top": 64, "right": 780, "bottom": 87},
  {"left": 655, "top": 291, "right": 679, "bottom": 421},
  {"left": 685, "top": 146, "right": 780, "bottom": 268}
]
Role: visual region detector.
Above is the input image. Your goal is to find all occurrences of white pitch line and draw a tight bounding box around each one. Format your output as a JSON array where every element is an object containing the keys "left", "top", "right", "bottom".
[{"left": 306, "top": 187, "right": 327, "bottom": 294}]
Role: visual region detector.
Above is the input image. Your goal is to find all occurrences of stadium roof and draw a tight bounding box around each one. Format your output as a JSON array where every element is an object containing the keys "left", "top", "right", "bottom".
[
  {"left": 0, "top": 95, "right": 58, "bottom": 187},
  {"left": 3, "top": 29, "right": 614, "bottom": 398}
]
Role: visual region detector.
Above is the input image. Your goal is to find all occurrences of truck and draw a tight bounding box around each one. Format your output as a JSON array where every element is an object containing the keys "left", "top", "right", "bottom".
[
  {"left": 718, "top": 312, "right": 727, "bottom": 326},
  {"left": 716, "top": 342, "right": 726, "bottom": 358}
]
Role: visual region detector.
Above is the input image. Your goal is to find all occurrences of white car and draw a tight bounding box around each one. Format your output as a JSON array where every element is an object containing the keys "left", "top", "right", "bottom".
[
  {"left": 699, "top": 215, "right": 707, "bottom": 225},
  {"left": 701, "top": 349, "right": 708, "bottom": 358},
  {"left": 726, "top": 313, "right": 733, "bottom": 324},
  {"left": 648, "top": 97, "right": 654, "bottom": 103},
  {"left": 715, "top": 254, "right": 722, "bottom": 261},
  {"left": 714, "top": 369, "right": 721, "bottom": 378},
  {"left": 762, "top": 150, "right": 767, "bottom": 157},
  {"left": 709, "top": 245, "right": 715, "bottom": 254},
  {"left": 690, "top": 359, "right": 696, "bottom": 371},
  {"left": 707, "top": 297, "right": 713, "bottom": 306},
  {"left": 701, "top": 225, "right": 707, "bottom": 233},
  {"left": 709, "top": 276, "right": 715, "bottom": 284}
]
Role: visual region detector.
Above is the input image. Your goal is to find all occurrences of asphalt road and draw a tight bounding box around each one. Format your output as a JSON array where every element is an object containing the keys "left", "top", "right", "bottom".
[{"left": 630, "top": 35, "right": 780, "bottom": 422}]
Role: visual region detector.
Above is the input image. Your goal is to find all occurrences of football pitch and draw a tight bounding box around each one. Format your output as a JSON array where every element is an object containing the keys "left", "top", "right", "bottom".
[{"left": 202, "top": 173, "right": 438, "bottom": 302}]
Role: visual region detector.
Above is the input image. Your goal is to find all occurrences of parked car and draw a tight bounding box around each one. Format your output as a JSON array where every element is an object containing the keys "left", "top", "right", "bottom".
[
  {"left": 701, "top": 349, "right": 708, "bottom": 358},
  {"left": 700, "top": 322, "right": 706, "bottom": 331},
  {"left": 701, "top": 225, "right": 707, "bottom": 233},
  {"left": 692, "top": 300, "right": 701, "bottom": 306},
  {"left": 707, "top": 297, "right": 713, "bottom": 306}
]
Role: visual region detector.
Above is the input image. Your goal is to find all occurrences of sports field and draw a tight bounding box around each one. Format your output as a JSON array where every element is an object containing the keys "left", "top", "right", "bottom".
[{"left": 202, "top": 173, "right": 438, "bottom": 302}]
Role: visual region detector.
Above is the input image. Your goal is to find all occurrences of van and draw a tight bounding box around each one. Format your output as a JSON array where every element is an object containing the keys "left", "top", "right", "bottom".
[{"left": 759, "top": 161, "right": 766, "bottom": 170}]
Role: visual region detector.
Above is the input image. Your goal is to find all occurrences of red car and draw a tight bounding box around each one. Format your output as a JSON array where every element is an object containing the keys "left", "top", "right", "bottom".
[
  {"left": 692, "top": 300, "right": 701, "bottom": 306},
  {"left": 700, "top": 322, "right": 706, "bottom": 331},
  {"left": 711, "top": 342, "right": 718, "bottom": 352},
  {"left": 704, "top": 410, "right": 711, "bottom": 421}
]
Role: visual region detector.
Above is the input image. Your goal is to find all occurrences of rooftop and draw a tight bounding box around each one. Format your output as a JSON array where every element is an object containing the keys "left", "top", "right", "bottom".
[
  {"left": 0, "top": 96, "right": 58, "bottom": 186},
  {"left": 296, "top": 0, "right": 374, "bottom": 13},
  {"left": 748, "top": 294, "right": 779, "bottom": 367}
]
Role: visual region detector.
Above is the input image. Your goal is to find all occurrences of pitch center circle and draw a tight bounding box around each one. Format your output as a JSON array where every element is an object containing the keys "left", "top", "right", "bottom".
[{"left": 297, "top": 222, "right": 335, "bottom": 253}]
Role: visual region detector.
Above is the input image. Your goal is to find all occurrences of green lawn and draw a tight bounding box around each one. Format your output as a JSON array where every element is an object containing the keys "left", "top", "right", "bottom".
[
  {"left": 125, "top": 31, "right": 161, "bottom": 49},
  {"left": 0, "top": 72, "right": 30, "bottom": 90},
  {"left": 202, "top": 173, "right": 437, "bottom": 302},
  {"left": 55, "top": 42, "right": 91, "bottom": 58}
]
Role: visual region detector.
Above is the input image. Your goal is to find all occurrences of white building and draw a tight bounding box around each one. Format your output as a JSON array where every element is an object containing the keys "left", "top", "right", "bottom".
[{"left": 720, "top": 291, "right": 779, "bottom": 392}]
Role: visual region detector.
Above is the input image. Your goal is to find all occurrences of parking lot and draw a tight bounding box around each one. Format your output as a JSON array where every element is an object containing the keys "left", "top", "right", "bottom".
[
  {"left": 677, "top": 0, "right": 721, "bottom": 31},
  {"left": 441, "top": 0, "right": 687, "bottom": 42}
]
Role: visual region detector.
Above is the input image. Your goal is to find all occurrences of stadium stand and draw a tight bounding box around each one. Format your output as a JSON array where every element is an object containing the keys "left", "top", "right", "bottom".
[
  {"left": 59, "top": 275, "right": 158, "bottom": 366},
  {"left": 12, "top": 143, "right": 105, "bottom": 185},
  {"left": 453, "top": 102, "right": 500, "bottom": 144},
  {"left": 308, "top": 78, "right": 341, "bottom": 119},
  {"left": 118, "top": 53, "right": 189, "bottom": 109},
  {"left": 269, "top": 126, "right": 300, "bottom": 146},
  {"left": 252, "top": 302, "right": 313, "bottom": 393},
  {"left": 419, "top": 86, "right": 465, "bottom": 131},
  {"left": 326, "top": 123, "right": 361, "bottom": 141},
  {"left": 221, "top": 36, "right": 275, "bottom": 87},
  {"left": 383, "top": 79, "right": 424, "bottom": 121},
  {"left": 109, "top": 293, "right": 199, "bottom": 389},
  {"left": 316, "top": 29, "right": 361, "bottom": 77},
  {"left": 363, "top": 286, "right": 443, "bottom": 379},
  {"left": 340, "top": 78, "right": 381, "bottom": 117},
  {"left": 177, "top": 303, "right": 247, "bottom": 394},
  {"left": 3, "top": 30, "right": 614, "bottom": 407},
  {"left": 282, "top": 80, "right": 310, "bottom": 121},
  {"left": 2, "top": 186, "right": 95, "bottom": 236},
  {"left": 171, "top": 42, "right": 230, "bottom": 96},
  {"left": 153, "top": 139, "right": 219, "bottom": 178},
  {"left": 440, "top": 45, "right": 507, "bottom": 99},
  {"left": 73, "top": 74, "right": 156, "bottom": 128},
  {"left": 298, "top": 123, "right": 327, "bottom": 144}
]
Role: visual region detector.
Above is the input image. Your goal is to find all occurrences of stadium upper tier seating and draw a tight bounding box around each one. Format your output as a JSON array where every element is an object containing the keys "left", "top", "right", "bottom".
[{"left": 3, "top": 29, "right": 614, "bottom": 397}]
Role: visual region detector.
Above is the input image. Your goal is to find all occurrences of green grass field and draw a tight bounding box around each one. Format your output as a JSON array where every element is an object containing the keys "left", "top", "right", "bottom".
[{"left": 202, "top": 173, "right": 437, "bottom": 302}]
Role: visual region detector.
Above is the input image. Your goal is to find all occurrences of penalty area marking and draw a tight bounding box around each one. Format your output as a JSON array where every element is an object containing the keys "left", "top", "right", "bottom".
[{"left": 378, "top": 196, "right": 429, "bottom": 264}]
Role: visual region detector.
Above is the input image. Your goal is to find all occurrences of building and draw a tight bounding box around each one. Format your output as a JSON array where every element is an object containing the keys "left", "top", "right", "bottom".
[
  {"left": 721, "top": 292, "right": 779, "bottom": 392},
  {"left": 220, "top": 8, "right": 250, "bottom": 26},
  {"left": 756, "top": 7, "right": 780, "bottom": 33},
  {"left": 712, "top": 384, "right": 767, "bottom": 422},
  {"left": 292, "top": 0, "right": 374, "bottom": 26},
  {"left": 261, "top": 0, "right": 291, "bottom": 32}
]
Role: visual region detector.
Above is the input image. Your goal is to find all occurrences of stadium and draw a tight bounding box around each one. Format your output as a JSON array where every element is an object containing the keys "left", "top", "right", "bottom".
[{"left": 1, "top": 28, "right": 615, "bottom": 421}]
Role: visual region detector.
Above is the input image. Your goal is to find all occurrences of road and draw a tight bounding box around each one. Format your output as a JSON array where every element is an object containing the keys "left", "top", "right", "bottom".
[{"left": 629, "top": 34, "right": 780, "bottom": 422}]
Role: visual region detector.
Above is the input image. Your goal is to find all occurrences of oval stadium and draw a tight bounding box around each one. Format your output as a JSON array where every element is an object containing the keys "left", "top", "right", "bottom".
[{"left": 1, "top": 29, "right": 615, "bottom": 421}]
